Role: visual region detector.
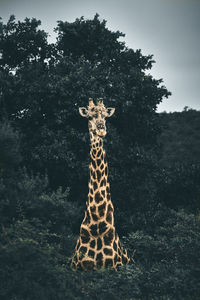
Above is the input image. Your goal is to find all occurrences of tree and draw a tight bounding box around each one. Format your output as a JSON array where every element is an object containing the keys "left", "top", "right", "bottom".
[
  {"left": 0, "top": 15, "right": 50, "bottom": 69},
  {"left": 0, "top": 15, "right": 170, "bottom": 209},
  {"left": 0, "top": 122, "right": 21, "bottom": 171},
  {"left": 159, "top": 109, "right": 200, "bottom": 165},
  {"left": 56, "top": 14, "right": 125, "bottom": 62}
]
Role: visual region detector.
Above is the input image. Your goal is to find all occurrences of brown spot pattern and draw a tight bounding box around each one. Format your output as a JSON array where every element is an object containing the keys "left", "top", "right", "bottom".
[{"left": 71, "top": 133, "right": 129, "bottom": 271}]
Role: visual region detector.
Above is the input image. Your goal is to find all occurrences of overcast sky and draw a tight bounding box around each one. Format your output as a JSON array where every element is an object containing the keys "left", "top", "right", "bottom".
[{"left": 1, "top": 0, "right": 200, "bottom": 112}]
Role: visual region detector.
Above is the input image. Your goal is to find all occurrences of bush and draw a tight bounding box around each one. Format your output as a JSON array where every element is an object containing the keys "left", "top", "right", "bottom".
[
  {"left": 0, "top": 167, "right": 82, "bottom": 233},
  {"left": 0, "top": 219, "right": 76, "bottom": 300},
  {"left": 0, "top": 122, "right": 22, "bottom": 170},
  {"left": 124, "top": 209, "right": 200, "bottom": 299}
]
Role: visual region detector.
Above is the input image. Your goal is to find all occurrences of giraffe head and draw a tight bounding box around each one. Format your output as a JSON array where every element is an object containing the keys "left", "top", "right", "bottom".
[{"left": 79, "top": 98, "right": 115, "bottom": 138}]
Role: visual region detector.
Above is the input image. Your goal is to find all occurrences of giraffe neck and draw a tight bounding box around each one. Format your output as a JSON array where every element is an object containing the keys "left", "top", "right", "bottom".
[
  {"left": 71, "top": 129, "right": 130, "bottom": 271},
  {"left": 89, "top": 134, "right": 110, "bottom": 205},
  {"left": 81, "top": 131, "right": 114, "bottom": 228}
]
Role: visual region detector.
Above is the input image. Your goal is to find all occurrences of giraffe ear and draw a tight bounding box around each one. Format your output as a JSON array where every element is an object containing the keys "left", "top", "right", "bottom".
[
  {"left": 106, "top": 107, "right": 115, "bottom": 117},
  {"left": 79, "top": 107, "right": 88, "bottom": 118}
]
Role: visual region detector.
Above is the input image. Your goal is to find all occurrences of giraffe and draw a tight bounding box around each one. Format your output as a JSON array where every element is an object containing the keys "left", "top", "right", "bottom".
[{"left": 71, "top": 98, "right": 130, "bottom": 271}]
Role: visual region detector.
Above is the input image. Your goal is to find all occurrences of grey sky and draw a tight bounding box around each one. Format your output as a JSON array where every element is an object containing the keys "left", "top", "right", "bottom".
[{"left": 1, "top": 0, "right": 200, "bottom": 112}]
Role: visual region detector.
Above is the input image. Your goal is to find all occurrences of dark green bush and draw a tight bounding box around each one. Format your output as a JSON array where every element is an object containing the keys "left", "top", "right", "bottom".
[
  {"left": 0, "top": 219, "right": 77, "bottom": 300},
  {"left": 0, "top": 122, "right": 22, "bottom": 170},
  {"left": 124, "top": 209, "right": 200, "bottom": 299},
  {"left": 157, "top": 163, "right": 200, "bottom": 212}
]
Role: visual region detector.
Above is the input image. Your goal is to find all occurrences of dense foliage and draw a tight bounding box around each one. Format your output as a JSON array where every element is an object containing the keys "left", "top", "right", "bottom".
[
  {"left": 0, "top": 14, "right": 199, "bottom": 299},
  {"left": 159, "top": 108, "right": 200, "bottom": 165}
]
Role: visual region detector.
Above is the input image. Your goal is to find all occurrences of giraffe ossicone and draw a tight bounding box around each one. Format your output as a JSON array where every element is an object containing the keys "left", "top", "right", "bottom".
[{"left": 72, "top": 98, "right": 130, "bottom": 271}]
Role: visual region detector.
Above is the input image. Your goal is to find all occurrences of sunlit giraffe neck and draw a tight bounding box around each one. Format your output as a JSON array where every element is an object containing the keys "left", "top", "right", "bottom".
[{"left": 71, "top": 98, "right": 130, "bottom": 271}]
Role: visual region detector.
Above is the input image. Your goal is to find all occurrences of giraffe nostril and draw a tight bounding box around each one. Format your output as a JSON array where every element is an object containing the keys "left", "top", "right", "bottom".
[{"left": 97, "top": 123, "right": 105, "bottom": 130}]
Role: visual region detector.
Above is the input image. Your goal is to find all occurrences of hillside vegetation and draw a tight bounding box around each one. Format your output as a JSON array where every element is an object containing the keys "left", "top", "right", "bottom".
[{"left": 159, "top": 108, "right": 200, "bottom": 165}]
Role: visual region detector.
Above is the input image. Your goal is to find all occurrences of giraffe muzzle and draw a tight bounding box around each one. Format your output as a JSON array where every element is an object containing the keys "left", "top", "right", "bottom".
[
  {"left": 98, "top": 131, "right": 106, "bottom": 137},
  {"left": 97, "top": 123, "right": 106, "bottom": 137}
]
